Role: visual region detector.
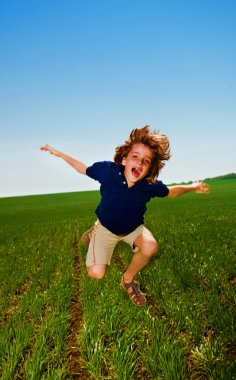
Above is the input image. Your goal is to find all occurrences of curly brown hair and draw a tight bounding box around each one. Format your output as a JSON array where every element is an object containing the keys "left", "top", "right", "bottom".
[{"left": 114, "top": 125, "right": 171, "bottom": 183}]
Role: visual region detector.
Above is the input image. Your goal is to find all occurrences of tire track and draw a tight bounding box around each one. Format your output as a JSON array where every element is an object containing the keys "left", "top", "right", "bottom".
[
  {"left": 1, "top": 277, "right": 31, "bottom": 325},
  {"left": 115, "top": 252, "right": 211, "bottom": 379},
  {"left": 114, "top": 252, "right": 150, "bottom": 379},
  {"left": 2, "top": 266, "right": 64, "bottom": 379},
  {"left": 66, "top": 232, "right": 88, "bottom": 379}
]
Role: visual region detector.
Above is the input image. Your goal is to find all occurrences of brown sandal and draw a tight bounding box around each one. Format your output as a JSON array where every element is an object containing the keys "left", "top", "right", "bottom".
[
  {"left": 121, "top": 276, "right": 146, "bottom": 306},
  {"left": 81, "top": 226, "right": 94, "bottom": 245}
]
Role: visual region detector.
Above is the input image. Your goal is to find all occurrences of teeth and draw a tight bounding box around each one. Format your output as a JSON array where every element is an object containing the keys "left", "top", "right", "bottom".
[{"left": 132, "top": 167, "right": 141, "bottom": 176}]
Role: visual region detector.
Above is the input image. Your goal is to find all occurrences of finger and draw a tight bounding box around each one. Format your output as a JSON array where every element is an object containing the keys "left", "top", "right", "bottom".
[{"left": 40, "top": 145, "right": 51, "bottom": 152}]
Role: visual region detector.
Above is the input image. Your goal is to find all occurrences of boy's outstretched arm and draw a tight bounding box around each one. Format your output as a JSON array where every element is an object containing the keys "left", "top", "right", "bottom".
[
  {"left": 167, "top": 181, "right": 210, "bottom": 198},
  {"left": 40, "top": 144, "right": 87, "bottom": 175}
]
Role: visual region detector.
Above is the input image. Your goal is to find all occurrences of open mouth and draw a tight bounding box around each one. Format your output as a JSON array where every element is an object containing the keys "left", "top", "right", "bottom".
[{"left": 131, "top": 167, "right": 142, "bottom": 178}]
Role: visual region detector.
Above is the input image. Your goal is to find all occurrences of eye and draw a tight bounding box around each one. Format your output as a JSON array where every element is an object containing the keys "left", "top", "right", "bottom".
[{"left": 144, "top": 159, "right": 151, "bottom": 165}]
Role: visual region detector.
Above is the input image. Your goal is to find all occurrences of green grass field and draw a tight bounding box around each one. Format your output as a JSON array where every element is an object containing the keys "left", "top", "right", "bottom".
[{"left": 0, "top": 180, "right": 235, "bottom": 379}]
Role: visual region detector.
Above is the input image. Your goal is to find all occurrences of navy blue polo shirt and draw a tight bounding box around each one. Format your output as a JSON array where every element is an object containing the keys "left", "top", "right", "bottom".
[{"left": 86, "top": 161, "right": 169, "bottom": 235}]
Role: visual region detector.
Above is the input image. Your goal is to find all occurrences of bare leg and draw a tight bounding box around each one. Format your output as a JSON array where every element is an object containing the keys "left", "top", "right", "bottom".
[
  {"left": 87, "top": 264, "right": 107, "bottom": 280},
  {"left": 123, "top": 232, "right": 158, "bottom": 283}
]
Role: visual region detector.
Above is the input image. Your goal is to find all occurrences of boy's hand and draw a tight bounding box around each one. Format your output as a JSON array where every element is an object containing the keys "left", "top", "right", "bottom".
[
  {"left": 192, "top": 181, "right": 210, "bottom": 194},
  {"left": 40, "top": 145, "right": 87, "bottom": 174},
  {"left": 40, "top": 144, "right": 59, "bottom": 157}
]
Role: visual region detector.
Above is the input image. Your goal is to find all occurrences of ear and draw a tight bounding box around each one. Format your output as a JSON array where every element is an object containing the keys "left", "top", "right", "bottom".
[{"left": 122, "top": 157, "right": 127, "bottom": 166}]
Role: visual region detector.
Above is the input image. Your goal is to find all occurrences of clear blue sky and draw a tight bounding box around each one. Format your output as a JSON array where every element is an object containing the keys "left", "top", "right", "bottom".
[{"left": 1, "top": 0, "right": 235, "bottom": 197}]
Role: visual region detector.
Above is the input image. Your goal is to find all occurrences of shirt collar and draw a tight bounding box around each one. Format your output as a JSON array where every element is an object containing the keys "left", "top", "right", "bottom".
[{"left": 115, "top": 163, "right": 147, "bottom": 189}]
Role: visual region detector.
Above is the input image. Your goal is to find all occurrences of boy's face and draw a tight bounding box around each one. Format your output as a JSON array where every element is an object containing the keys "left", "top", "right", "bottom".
[{"left": 122, "top": 143, "right": 153, "bottom": 187}]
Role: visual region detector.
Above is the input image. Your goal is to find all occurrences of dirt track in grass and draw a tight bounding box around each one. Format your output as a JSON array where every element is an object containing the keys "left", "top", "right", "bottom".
[
  {"left": 115, "top": 251, "right": 211, "bottom": 380},
  {"left": 66, "top": 232, "right": 88, "bottom": 379},
  {"left": 1, "top": 277, "right": 32, "bottom": 324}
]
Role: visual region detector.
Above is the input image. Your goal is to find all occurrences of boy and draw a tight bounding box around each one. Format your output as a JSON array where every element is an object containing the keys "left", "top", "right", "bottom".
[{"left": 40, "top": 126, "right": 209, "bottom": 306}]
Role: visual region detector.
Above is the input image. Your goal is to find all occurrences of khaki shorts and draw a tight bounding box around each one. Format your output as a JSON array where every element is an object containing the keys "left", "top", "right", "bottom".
[{"left": 86, "top": 220, "right": 153, "bottom": 267}]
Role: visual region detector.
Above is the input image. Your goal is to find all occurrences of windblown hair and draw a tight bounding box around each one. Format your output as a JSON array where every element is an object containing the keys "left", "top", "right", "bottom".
[{"left": 114, "top": 125, "right": 171, "bottom": 183}]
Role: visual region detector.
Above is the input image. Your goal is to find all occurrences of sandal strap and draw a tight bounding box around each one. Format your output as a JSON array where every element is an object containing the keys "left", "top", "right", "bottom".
[
  {"left": 122, "top": 278, "right": 146, "bottom": 305},
  {"left": 129, "top": 285, "right": 144, "bottom": 304}
]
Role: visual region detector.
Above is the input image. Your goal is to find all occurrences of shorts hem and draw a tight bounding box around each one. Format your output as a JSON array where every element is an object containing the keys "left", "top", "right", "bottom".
[{"left": 86, "top": 261, "right": 111, "bottom": 267}]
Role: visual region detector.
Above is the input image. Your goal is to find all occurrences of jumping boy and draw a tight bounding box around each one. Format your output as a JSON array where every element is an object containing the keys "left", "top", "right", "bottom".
[{"left": 40, "top": 126, "right": 209, "bottom": 306}]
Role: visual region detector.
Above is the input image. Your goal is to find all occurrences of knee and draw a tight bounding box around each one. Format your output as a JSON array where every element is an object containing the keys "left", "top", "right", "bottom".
[
  {"left": 149, "top": 240, "right": 158, "bottom": 257},
  {"left": 142, "top": 240, "right": 158, "bottom": 258},
  {"left": 87, "top": 266, "right": 106, "bottom": 280}
]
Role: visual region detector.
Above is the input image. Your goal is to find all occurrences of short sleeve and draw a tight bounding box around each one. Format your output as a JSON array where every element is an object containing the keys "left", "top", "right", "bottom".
[
  {"left": 86, "top": 161, "right": 113, "bottom": 183},
  {"left": 148, "top": 180, "right": 169, "bottom": 198}
]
